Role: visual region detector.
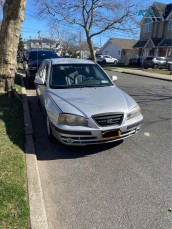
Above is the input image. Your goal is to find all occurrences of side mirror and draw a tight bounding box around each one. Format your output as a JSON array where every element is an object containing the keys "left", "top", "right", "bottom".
[
  {"left": 34, "top": 74, "right": 44, "bottom": 85},
  {"left": 110, "top": 75, "right": 118, "bottom": 82}
]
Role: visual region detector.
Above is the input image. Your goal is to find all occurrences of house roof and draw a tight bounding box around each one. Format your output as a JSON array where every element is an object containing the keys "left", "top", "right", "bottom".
[
  {"left": 108, "top": 38, "right": 137, "bottom": 49},
  {"left": 164, "top": 3, "right": 172, "bottom": 19},
  {"left": 133, "top": 40, "right": 148, "bottom": 48},
  {"left": 154, "top": 2, "right": 172, "bottom": 19},
  {"left": 151, "top": 38, "right": 163, "bottom": 47},
  {"left": 158, "top": 39, "right": 172, "bottom": 47}
]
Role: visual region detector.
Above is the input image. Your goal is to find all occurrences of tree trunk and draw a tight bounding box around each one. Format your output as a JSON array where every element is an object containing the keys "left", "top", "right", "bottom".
[
  {"left": 0, "top": 0, "right": 26, "bottom": 93},
  {"left": 86, "top": 30, "right": 96, "bottom": 62}
]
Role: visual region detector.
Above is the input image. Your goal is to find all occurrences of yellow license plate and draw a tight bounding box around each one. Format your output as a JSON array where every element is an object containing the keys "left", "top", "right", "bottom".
[{"left": 102, "top": 129, "right": 121, "bottom": 140}]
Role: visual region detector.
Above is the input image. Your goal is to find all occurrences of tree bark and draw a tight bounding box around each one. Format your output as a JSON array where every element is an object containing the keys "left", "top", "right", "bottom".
[
  {"left": 86, "top": 30, "right": 95, "bottom": 61},
  {"left": 0, "top": 0, "right": 26, "bottom": 93}
]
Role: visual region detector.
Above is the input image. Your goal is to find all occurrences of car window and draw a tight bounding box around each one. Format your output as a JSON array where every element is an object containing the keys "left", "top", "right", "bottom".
[
  {"left": 50, "top": 64, "right": 113, "bottom": 88},
  {"left": 29, "top": 51, "right": 57, "bottom": 61},
  {"left": 146, "top": 57, "right": 153, "bottom": 60}
]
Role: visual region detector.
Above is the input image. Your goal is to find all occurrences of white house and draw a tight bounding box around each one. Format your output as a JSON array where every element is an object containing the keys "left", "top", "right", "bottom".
[
  {"left": 100, "top": 38, "right": 138, "bottom": 64},
  {"left": 24, "top": 38, "right": 58, "bottom": 50}
]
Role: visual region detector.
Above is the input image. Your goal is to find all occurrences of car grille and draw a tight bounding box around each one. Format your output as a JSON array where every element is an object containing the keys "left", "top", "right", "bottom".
[{"left": 92, "top": 113, "right": 123, "bottom": 127}]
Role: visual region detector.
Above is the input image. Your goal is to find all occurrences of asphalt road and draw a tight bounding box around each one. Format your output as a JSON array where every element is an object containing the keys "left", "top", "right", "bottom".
[{"left": 26, "top": 72, "right": 172, "bottom": 229}]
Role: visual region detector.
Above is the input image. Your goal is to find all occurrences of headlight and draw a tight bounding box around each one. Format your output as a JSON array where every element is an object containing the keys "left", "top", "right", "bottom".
[
  {"left": 127, "top": 105, "right": 141, "bottom": 120},
  {"left": 58, "top": 113, "right": 88, "bottom": 126}
]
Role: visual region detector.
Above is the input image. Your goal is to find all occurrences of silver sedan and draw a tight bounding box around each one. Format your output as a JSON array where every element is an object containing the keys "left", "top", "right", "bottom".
[{"left": 34, "top": 58, "right": 143, "bottom": 145}]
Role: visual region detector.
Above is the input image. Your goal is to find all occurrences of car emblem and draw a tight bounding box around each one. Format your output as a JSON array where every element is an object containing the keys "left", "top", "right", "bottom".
[{"left": 107, "top": 119, "right": 114, "bottom": 124}]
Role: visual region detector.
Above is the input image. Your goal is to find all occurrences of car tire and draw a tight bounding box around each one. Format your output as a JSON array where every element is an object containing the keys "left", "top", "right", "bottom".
[
  {"left": 102, "top": 60, "right": 106, "bottom": 65},
  {"left": 153, "top": 64, "right": 158, "bottom": 69},
  {"left": 46, "top": 116, "right": 54, "bottom": 140},
  {"left": 114, "top": 60, "right": 117, "bottom": 65},
  {"left": 143, "top": 66, "right": 148, "bottom": 69}
]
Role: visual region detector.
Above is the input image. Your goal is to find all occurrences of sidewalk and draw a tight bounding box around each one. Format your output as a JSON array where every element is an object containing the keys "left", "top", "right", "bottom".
[
  {"left": 20, "top": 74, "right": 48, "bottom": 229},
  {"left": 107, "top": 67, "right": 172, "bottom": 81}
]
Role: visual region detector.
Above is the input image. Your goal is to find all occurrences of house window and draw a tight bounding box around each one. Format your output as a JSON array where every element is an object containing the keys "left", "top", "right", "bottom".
[
  {"left": 118, "top": 50, "right": 121, "bottom": 55},
  {"left": 168, "top": 19, "right": 172, "bottom": 30},
  {"left": 143, "top": 18, "right": 152, "bottom": 33},
  {"left": 105, "top": 50, "right": 108, "bottom": 54}
]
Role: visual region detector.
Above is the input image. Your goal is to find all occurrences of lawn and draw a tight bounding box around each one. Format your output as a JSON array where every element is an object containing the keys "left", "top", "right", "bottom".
[
  {"left": 0, "top": 75, "right": 30, "bottom": 229},
  {"left": 102, "top": 65, "right": 140, "bottom": 71},
  {"left": 143, "top": 69, "right": 171, "bottom": 75},
  {"left": 102, "top": 65, "right": 171, "bottom": 75}
]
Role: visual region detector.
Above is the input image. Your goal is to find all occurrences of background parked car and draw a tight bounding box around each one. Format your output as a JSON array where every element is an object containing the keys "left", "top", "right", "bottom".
[
  {"left": 24, "top": 49, "right": 58, "bottom": 85},
  {"left": 143, "top": 57, "right": 168, "bottom": 69},
  {"left": 96, "top": 55, "right": 118, "bottom": 65},
  {"left": 129, "top": 57, "right": 144, "bottom": 66},
  {"left": 167, "top": 60, "right": 172, "bottom": 70}
]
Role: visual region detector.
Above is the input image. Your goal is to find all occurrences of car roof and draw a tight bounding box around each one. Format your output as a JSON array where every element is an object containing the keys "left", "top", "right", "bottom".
[
  {"left": 50, "top": 58, "right": 95, "bottom": 65},
  {"left": 29, "top": 49, "right": 55, "bottom": 53}
]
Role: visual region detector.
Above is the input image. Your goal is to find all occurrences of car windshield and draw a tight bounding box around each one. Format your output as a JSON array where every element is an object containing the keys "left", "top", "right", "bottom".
[
  {"left": 29, "top": 51, "right": 57, "bottom": 60},
  {"left": 50, "top": 64, "right": 113, "bottom": 88}
]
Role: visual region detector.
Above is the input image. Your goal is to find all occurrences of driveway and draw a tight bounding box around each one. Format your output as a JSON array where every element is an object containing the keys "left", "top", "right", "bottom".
[{"left": 26, "top": 72, "right": 172, "bottom": 229}]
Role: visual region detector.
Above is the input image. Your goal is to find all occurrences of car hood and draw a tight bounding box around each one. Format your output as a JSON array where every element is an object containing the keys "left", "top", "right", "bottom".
[
  {"left": 28, "top": 59, "right": 43, "bottom": 67},
  {"left": 47, "top": 86, "right": 137, "bottom": 118}
]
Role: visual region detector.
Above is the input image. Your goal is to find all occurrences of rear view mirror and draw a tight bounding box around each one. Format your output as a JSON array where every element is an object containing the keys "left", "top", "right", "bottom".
[
  {"left": 110, "top": 75, "right": 118, "bottom": 82},
  {"left": 34, "top": 74, "right": 44, "bottom": 85}
]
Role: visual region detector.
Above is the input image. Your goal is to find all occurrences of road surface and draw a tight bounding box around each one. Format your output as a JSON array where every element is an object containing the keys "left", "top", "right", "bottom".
[{"left": 26, "top": 72, "right": 172, "bottom": 229}]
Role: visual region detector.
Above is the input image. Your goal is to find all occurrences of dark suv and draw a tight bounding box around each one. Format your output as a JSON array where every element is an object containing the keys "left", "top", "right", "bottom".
[
  {"left": 24, "top": 50, "right": 58, "bottom": 85},
  {"left": 143, "top": 57, "right": 168, "bottom": 69}
]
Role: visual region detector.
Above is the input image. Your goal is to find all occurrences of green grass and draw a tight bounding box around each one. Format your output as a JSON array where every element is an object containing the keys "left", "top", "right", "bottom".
[
  {"left": 0, "top": 75, "right": 30, "bottom": 229},
  {"left": 103, "top": 65, "right": 172, "bottom": 75},
  {"left": 102, "top": 65, "right": 140, "bottom": 70},
  {"left": 143, "top": 69, "right": 171, "bottom": 75}
]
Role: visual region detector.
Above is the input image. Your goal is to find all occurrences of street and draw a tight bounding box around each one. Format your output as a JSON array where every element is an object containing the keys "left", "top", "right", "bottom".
[{"left": 26, "top": 72, "right": 172, "bottom": 229}]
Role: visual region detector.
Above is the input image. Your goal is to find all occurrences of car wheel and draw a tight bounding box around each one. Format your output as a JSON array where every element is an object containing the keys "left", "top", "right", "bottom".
[
  {"left": 46, "top": 116, "right": 54, "bottom": 140},
  {"left": 102, "top": 60, "right": 106, "bottom": 65},
  {"left": 27, "top": 76, "right": 32, "bottom": 87},
  {"left": 153, "top": 64, "right": 158, "bottom": 69},
  {"left": 114, "top": 60, "right": 117, "bottom": 65}
]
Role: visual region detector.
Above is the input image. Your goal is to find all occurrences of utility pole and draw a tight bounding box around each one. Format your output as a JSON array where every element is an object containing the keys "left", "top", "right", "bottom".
[
  {"left": 38, "top": 31, "right": 42, "bottom": 49},
  {"left": 80, "top": 31, "right": 82, "bottom": 58}
]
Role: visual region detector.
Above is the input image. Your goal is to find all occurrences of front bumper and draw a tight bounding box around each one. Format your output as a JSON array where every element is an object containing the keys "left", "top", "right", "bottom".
[{"left": 50, "top": 119, "right": 143, "bottom": 146}]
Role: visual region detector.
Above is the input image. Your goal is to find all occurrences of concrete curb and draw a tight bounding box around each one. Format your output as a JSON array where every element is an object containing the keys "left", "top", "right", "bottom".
[
  {"left": 20, "top": 75, "right": 48, "bottom": 229},
  {"left": 106, "top": 68, "right": 172, "bottom": 82}
]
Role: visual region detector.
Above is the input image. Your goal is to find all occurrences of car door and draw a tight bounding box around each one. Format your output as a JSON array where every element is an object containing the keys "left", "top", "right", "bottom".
[
  {"left": 38, "top": 61, "right": 49, "bottom": 107},
  {"left": 105, "top": 55, "right": 113, "bottom": 63}
]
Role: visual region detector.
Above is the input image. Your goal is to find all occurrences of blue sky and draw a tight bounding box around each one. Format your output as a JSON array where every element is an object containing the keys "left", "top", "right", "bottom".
[{"left": 21, "top": 0, "right": 171, "bottom": 47}]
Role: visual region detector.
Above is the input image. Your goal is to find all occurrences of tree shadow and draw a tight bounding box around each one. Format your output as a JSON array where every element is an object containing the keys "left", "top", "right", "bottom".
[{"left": 0, "top": 77, "right": 25, "bottom": 152}]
